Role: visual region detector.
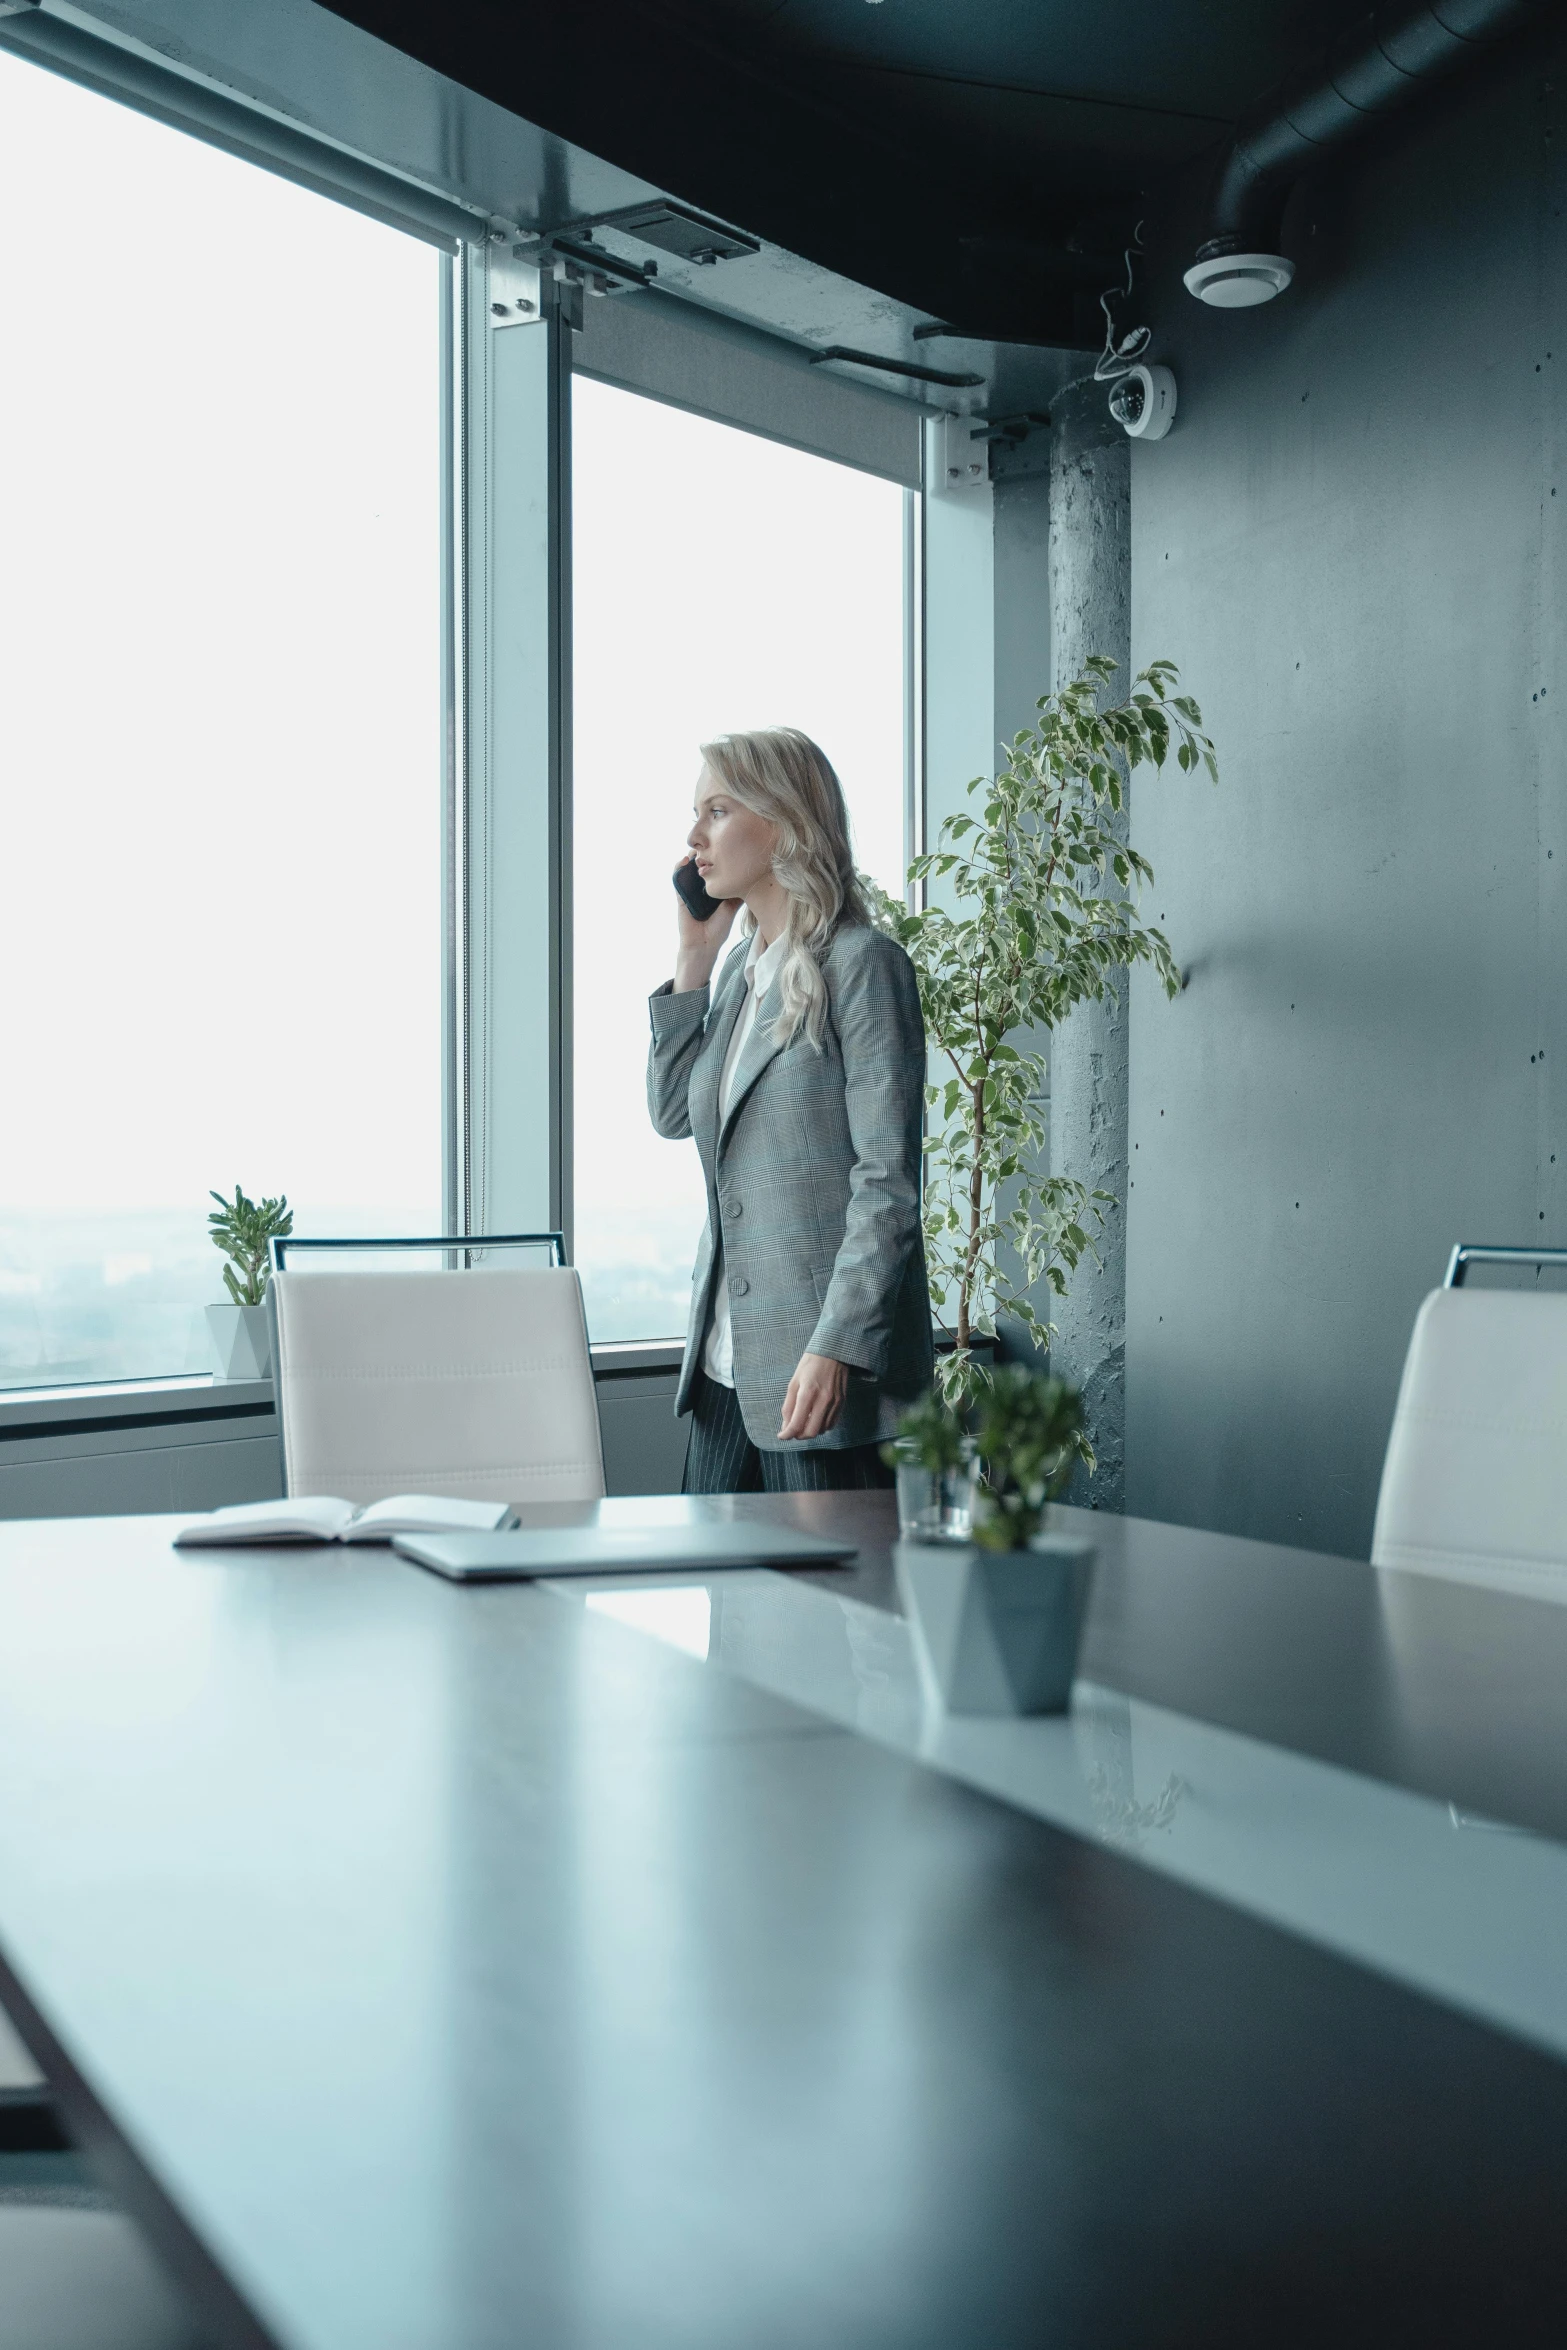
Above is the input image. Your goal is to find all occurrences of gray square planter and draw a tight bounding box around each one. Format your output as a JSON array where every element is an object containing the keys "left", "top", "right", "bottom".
[
  {"left": 895, "top": 1534, "right": 1096, "bottom": 1716},
  {"left": 205, "top": 1303, "right": 272, "bottom": 1383}
]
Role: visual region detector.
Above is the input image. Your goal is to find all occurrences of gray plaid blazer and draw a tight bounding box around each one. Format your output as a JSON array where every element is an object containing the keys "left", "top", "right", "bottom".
[{"left": 647, "top": 921, "right": 933, "bottom": 1451}]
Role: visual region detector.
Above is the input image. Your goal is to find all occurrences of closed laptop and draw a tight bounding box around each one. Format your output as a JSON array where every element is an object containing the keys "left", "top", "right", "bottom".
[{"left": 394, "top": 1522, "right": 857, "bottom": 1582}]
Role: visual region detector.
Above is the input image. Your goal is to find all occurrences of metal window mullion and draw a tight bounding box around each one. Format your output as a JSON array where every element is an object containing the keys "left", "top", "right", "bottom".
[
  {"left": 461, "top": 253, "right": 569, "bottom": 1250},
  {"left": 439, "top": 252, "right": 468, "bottom": 1241},
  {"left": 903, "top": 480, "right": 926, "bottom": 904},
  {"left": 549, "top": 315, "right": 574, "bottom": 1257},
  {"left": 462, "top": 242, "right": 493, "bottom": 1241}
]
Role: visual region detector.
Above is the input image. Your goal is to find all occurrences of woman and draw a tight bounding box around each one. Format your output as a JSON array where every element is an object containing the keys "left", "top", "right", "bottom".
[{"left": 647, "top": 727, "right": 932, "bottom": 1492}]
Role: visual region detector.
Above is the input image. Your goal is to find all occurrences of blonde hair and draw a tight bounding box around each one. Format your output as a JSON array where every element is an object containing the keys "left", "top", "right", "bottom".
[{"left": 700, "top": 727, "right": 868, "bottom": 1048}]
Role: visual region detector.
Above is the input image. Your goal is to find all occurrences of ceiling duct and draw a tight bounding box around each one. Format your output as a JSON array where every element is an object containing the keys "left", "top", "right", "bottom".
[{"left": 1186, "top": 0, "right": 1545, "bottom": 306}]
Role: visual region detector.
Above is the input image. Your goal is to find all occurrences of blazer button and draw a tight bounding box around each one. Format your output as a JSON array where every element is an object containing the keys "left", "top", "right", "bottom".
[
  {"left": 727, "top": 1200, "right": 744, "bottom": 1218},
  {"left": 731, "top": 1277, "right": 750, "bottom": 1297}
]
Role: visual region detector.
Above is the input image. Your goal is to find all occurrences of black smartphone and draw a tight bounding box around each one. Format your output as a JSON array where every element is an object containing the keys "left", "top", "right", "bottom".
[{"left": 673, "top": 860, "right": 723, "bottom": 922}]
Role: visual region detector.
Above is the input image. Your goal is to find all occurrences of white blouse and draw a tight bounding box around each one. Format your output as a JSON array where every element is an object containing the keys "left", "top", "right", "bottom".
[{"left": 702, "top": 926, "right": 788, "bottom": 1387}]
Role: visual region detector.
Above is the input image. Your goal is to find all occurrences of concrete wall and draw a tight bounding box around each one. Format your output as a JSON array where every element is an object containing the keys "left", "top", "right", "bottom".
[{"left": 1126, "top": 41, "right": 1567, "bottom": 1558}]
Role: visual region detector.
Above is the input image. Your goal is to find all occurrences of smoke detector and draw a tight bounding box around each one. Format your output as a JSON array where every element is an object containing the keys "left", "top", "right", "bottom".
[{"left": 1184, "top": 252, "right": 1295, "bottom": 308}]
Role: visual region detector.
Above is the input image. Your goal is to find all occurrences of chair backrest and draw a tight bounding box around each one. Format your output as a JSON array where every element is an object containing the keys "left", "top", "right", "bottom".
[
  {"left": 1371, "top": 1285, "right": 1567, "bottom": 1600},
  {"left": 272, "top": 1265, "right": 605, "bottom": 1505}
]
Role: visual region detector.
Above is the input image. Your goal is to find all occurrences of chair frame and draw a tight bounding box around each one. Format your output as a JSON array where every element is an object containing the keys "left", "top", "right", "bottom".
[
  {"left": 266, "top": 1233, "right": 570, "bottom": 1495},
  {"left": 271, "top": 1232, "right": 565, "bottom": 1274},
  {"left": 1444, "top": 1243, "right": 1567, "bottom": 1288}
]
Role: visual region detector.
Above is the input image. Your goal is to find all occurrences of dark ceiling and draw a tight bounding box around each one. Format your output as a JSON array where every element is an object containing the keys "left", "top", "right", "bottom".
[{"left": 327, "top": 0, "right": 1376, "bottom": 344}]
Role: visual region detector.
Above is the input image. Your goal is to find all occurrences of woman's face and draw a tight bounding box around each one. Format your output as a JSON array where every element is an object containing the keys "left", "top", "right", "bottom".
[{"left": 687, "top": 766, "right": 777, "bottom": 900}]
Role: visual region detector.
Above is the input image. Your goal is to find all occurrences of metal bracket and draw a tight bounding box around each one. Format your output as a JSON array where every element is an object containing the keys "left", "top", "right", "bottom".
[
  {"left": 935, "top": 412, "right": 988, "bottom": 491},
  {"left": 539, "top": 199, "right": 758, "bottom": 267},
  {"left": 483, "top": 227, "right": 541, "bottom": 330},
  {"left": 546, "top": 234, "right": 655, "bottom": 293},
  {"left": 487, "top": 197, "right": 751, "bottom": 334},
  {"left": 511, "top": 225, "right": 657, "bottom": 313}
]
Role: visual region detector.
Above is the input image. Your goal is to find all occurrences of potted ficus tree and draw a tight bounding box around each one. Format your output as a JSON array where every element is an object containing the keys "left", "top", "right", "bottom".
[
  {"left": 205, "top": 1185, "right": 292, "bottom": 1382},
  {"left": 867, "top": 655, "right": 1216, "bottom": 1410},
  {"left": 873, "top": 655, "right": 1215, "bottom": 1713},
  {"left": 892, "top": 1368, "right": 1097, "bottom": 1716}
]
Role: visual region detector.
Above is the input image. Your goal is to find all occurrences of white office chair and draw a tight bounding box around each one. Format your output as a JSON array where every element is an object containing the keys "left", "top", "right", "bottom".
[
  {"left": 0, "top": 2206, "right": 203, "bottom": 2350},
  {"left": 1, "top": 2061, "right": 200, "bottom": 2349},
  {"left": 1371, "top": 1245, "right": 1567, "bottom": 1601},
  {"left": 269, "top": 1234, "right": 605, "bottom": 1505}
]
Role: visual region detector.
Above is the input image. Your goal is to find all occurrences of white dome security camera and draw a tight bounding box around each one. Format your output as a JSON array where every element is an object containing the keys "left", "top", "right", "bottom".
[{"left": 1108, "top": 362, "right": 1177, "bottom": 440}]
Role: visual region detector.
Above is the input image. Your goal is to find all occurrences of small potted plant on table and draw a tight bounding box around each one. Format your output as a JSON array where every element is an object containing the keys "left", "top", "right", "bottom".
[
  {"left": 891, "top": 1367, "right": 1097, "bottom": 1716},
  {"left": 205, "top": 1185, "right": 292, "bottom": 1382}
]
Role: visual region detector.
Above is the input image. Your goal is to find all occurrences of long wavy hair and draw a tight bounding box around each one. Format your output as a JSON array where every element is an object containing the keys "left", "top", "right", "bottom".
[{"left": 700, "top": 727, "right": 868, "bottom": 1049}]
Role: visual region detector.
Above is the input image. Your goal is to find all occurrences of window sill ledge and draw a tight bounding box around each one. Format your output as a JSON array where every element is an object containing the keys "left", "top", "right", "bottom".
[
  {"left": 0, "top": 1377, "right": 275, "bottom": 1444},
  {"left": 0, "top": 1346, "right": 686, "bottom": 1443},
  {"left": 591, "top": 1341, "right": 684, "bottom": 1378}
]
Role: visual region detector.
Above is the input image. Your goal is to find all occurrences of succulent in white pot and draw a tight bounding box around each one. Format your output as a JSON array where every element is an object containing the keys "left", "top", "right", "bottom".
[{"left": 205, "top": 1185, "right": 292, "bottom": 1383}]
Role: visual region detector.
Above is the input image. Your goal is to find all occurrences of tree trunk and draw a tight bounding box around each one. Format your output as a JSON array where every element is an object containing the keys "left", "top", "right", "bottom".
[{"left": 958, "top": 1078, "right": 986, "bottom": 1349}]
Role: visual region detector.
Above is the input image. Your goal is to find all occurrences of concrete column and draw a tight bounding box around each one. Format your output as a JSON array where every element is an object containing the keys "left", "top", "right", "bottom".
[
  {"left": 989, "top": 457, "right": 1053, "bottom": 1369},
  {"left": 1046, "top": 385, "right": 1131, "bottom": 1507}
]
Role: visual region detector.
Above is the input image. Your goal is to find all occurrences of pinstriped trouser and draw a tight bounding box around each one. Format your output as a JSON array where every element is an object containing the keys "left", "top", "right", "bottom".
[{"left": 681, "top": 1371, "right": 895, "bottom": 1495}]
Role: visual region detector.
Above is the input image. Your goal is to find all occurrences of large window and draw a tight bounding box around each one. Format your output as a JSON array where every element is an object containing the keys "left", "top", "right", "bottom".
[
  {"left": 0, "top": 53, "right": 919, "bottom": 1392},
  {"left": 571, "top": 378, "right": 909, "bottom": 1344},
  {"left": 0, "top": 52, "right": 442, "bottom": 1389}
]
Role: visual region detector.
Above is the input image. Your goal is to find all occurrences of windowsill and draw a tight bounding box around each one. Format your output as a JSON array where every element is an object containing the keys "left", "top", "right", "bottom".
[
  {"left": 0, "top": 1376, "right": 275, "bottom": 1442},
  {"left": 591, "top": 1341, "right": 684, "bottom": 1377},
  {"left": 0, "top": 1345, "right": 686, "bottom": 1441}
]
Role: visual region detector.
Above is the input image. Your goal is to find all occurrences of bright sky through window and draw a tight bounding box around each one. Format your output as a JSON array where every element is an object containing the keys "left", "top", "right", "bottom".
[
  {"left": 0, "top": 50, "right": 441, "bottom": 1387},
  {"left": 571, "top": 378, "right": 907, "bottom": 1345}
]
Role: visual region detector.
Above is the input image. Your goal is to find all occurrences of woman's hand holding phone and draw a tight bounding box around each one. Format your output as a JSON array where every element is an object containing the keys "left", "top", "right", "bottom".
[{"left": 673, "top": 857, "right": 739, "bottom": 993}]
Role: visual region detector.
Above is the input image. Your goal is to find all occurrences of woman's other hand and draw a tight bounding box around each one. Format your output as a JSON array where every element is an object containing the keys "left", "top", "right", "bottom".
[
  {"left": 673, "top": 857, "right": 740, "bottom": 993},
  {"left": 777, "top": 1352, "right": 848, "bottom": 1441}
]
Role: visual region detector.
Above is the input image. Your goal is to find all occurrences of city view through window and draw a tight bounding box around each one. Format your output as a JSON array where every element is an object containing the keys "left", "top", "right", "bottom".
[
  {"left": 0, "top": 53, "right": 442, "bottom": 1389},
  {"left": 0, "top": 70, "right": 911, "bottom": 1387}
]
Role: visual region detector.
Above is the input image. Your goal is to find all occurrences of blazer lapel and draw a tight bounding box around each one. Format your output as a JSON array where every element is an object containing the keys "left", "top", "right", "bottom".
[
  {"left": 690, "top": 952, "right": 749, "bottom": 1159},
  {"left": 717, "top": 976, "right": 789, "bottom": 1150}
]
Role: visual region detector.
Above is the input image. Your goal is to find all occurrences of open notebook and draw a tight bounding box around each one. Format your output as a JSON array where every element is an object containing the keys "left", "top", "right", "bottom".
[{"left": 174, "top": 1495, "right": 515, "bottom": 1547}]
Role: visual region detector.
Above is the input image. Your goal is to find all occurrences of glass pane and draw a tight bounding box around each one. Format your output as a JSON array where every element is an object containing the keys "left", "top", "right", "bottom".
[
  {"left": 0, "top": 52, "right": 441, "bottom": 1391},
  {"left": 572, "top": 379, "right": 906, "bottom": 1343}
]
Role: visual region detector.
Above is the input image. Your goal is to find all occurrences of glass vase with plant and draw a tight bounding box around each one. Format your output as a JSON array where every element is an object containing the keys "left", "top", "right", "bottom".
[
  {"left": 967, "top": 1365, "right": 1085, "bottom": 1550},
  {"left": 884, "top": 1387, "right": 979, "bottom": 1544},
  {"left": 888, "top": 1366, "right": 1086, "bottom": 1551}
]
